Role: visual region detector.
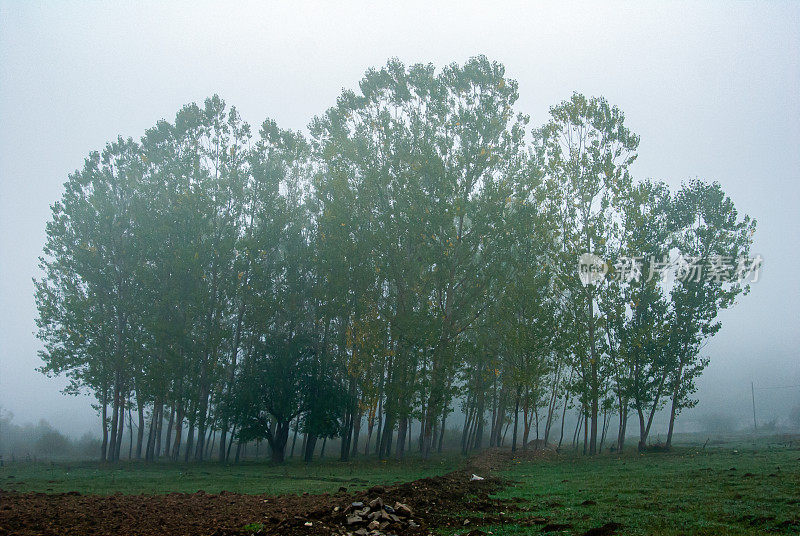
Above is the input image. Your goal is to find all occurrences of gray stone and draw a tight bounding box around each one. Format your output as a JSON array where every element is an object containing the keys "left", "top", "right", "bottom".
[
  {"left": 346, "top": 515, "right": 364, "bottom": 525},
  {"left": 393, "top": 502, "right": 413, "bottom": 517}
]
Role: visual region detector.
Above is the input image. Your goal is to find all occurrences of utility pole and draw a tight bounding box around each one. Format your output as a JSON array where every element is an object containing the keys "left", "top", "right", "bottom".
[{"left": 751, "top": 381, "right": 757, "bottom": 431}]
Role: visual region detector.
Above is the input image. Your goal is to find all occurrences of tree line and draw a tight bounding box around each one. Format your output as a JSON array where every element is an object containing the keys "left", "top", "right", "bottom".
[{"left": 35, "top": 57, "right": 756, "bottom": 463}]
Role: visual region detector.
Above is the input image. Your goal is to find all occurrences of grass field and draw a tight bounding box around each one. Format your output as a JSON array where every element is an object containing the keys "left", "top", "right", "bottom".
[
  {"left": 454, "top": 445, "right": 800, "bottom": 535},
  {"left": 0, "top": 454, "right": 460, "bottom": 495},
  {"left": 3, "top": 438, "right": 799, "bottom": 535}
]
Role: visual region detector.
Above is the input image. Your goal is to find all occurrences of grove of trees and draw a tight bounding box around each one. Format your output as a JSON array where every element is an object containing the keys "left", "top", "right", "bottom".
[{"left": 35, "top": 57, "right": 757, "bottom": 463}]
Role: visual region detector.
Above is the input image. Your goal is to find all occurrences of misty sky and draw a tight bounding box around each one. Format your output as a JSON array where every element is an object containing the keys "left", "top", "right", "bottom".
[{"left": 1, "top": 1, "right": 798, "bottom": 437}]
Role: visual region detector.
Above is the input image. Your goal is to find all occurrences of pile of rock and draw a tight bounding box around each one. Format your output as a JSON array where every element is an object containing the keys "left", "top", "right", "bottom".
[{"left": 341, "top": 497, "right": 420, "bottom": 535}]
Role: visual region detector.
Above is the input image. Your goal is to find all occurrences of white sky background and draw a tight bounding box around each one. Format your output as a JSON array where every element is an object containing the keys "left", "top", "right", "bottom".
[{"left": 1, "top": 1, "right": 798, "bottom": 437}]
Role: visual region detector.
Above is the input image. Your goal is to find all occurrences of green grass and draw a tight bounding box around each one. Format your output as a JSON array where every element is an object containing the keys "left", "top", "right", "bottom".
[
  {"left": 0, "top": 454, "right": 460, "bottom": 495},
  {"left": 452, "top": 445, "right": 800, "bottom": 535}
]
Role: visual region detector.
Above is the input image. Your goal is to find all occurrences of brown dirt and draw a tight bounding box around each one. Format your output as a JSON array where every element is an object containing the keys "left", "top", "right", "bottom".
[{"left": 0, "top": 449, "right": 559, "bottom": 536}]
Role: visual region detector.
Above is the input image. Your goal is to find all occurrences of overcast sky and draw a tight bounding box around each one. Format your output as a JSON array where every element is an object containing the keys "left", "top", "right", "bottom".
[{"left": 1, "top": 1, "right": 798, "bottom": 437}]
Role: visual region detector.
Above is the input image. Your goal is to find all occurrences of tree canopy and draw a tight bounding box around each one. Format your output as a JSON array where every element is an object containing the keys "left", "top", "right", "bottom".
[{"left": 35, "top": 57, "right": 757, "bottom": 462}]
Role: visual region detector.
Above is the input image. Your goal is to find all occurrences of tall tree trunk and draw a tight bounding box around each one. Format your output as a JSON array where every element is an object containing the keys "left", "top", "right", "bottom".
[
  {"left": 381, "top": 413, "right": 394, "bottom": 459},
  {"left": 473, "top": 391, "right": 485, "bottom": 450},
  {"left": 557, "top": 389, "right": 569, "bottom": 450},
  {"left": 163, "top": 403, "right": 174, "bottom": 459},
  {"left": 665, "top": 364, "right": 685, "bottom": 449},
  {"left": 599, "top": 408, "right": 609, "bottom": 452},
  {"left": 585, "top": 233, "right": 599, "bottom": 456},
  {"left": 268, "top": 421, "right": 290, "bottom": 463},
  {"left": 145, "top": 401, "right": 157, "bottom": 461},
  {"left": 136, "top": 400, "right": 145, "bottom": 459},
  {"left": 417, "top": 401, "right": 426, "bottom": 453},
  {"left": 491, "top": 387, "right": 508, "bottom": 447},
  {"left": 374, "top": 393, "right": 383, "bottom": 456},
  {"left": 395, "top": 416, "right": 407, "bottom": 459},
  {"left": 101, "top": 387, "right": 109, "bottom": 462},
  {"left": 638, "top": 368, "right": 670, "bottom": 451},
  {"left": 194, "top": 387, "right": 210, "bottom": 461},
  {"left": 205, "top": 428, "right": 216, "bottom": 459},
  {"left": 378, "top": 402, "right": 394, "bottom": 459},
  {"left": 467, "top": 406, "right": 479, "bottom": 453},
  {"left": 522, "top": 396, "right": 532, "bottom": 451},
  {"left": 572, "top": 409, "right": 582, "bottom": 449},
  {"left": 304, "top": 435, "right": 317, "bottom": 463},
  {"left": 544, "top": 370, "right": 560, "bottom": 445},
  {"left": 365, "top": 408, "right": 375, "bottom": 457},
  {"left": 114, "top": 396, "right": 125, "bottom": 461},
  {"left": 115, "top": 395, "right": 126, "bottom": 461},
  {"left": 617, "top": 398, "right": 627, "bottom": 451},
  {"left": 461, "top": 400, "right": 474, "bottom": 454},
  {"left": 582, "top": 411, "right": 588, "bottom": 455},
  {"left": 290, "top": 417, "right": 300, "bottom": 458},
  {"left": 171, "top": 402, "right": 184, "bottom": 461},
  {"left": 589, "top": 346, "right": 599, "bottom": 454},
  {"left": 226, "top": 426, "right": 236, "bottom": 461},
  {"left": 184, "top": 418, "right": 195, "bottom": 463},
  {"left": 351, "top": 409, "right": 362, "bottom": 459},
  {"left": 489, "top": 375, "right": 498, "bottom": 447},
  {"left": 108, "top": 377, "right": 121, "bottom": 462},
  {"left": 220, "top": 299, "right": 246, "bottom": 461},
  {"left": 128, "top": 406, "right": 134, "bottom": 460},
  {"left": 512, "top": 386, "right": 521, "bottom": 452},
  {"left": 341, "top": 367, "right": 358, "bottom": 462},
  {"left": 155, "top": 402, "right": 164, "bottom": 459},
  {"left": 437, "top": 410, "right": 446, "bottom": 453},
  {"left": 636, "top": 405, "right": 647, "bottom": 451}
]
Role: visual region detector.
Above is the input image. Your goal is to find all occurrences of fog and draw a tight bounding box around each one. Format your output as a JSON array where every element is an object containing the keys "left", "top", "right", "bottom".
[{"left": 1, "top": 1, "right": 798, "bottom": 440}]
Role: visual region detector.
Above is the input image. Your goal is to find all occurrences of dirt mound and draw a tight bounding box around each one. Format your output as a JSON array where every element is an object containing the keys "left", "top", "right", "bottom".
[
  {"left": 462, "top": 446, "right": 557, "bottom": 475},
  {"left": 1, "top": 489, "right": 339, "bottom": 536},
  {"left": 0, "top": 469, "right": 508, "bottom": 535}
]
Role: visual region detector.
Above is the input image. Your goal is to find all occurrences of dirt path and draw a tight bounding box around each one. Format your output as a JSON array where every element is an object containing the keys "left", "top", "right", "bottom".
[{"left": 0, "top": 449, "right": 553, "bottom": 536}]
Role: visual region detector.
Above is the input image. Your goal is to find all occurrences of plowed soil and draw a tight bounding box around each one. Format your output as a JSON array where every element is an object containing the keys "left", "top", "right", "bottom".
[{"left": 0, "top": 449, "right": 543, "bottom": 536}]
